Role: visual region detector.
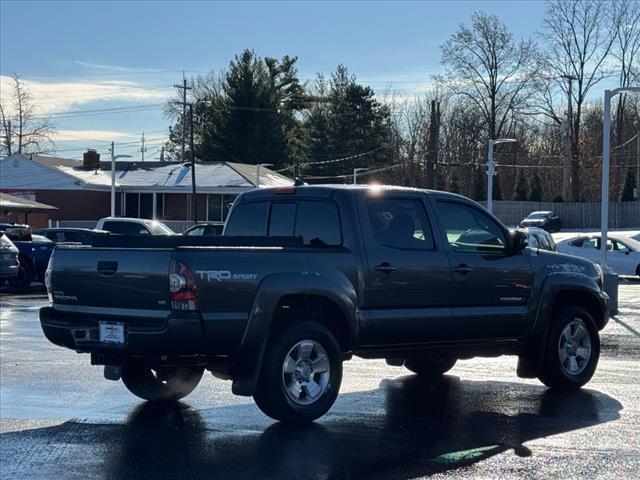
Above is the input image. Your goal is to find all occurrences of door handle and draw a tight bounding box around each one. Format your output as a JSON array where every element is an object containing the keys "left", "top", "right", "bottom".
[
  {"left": 453, "top": 264, "right": 473, "bottom": 275},
  {"left": 374, "top": 262, "right": 397, "bottom": 274},
  {"left": 97, "top": 261, "right": 118, "bottom": 277}
]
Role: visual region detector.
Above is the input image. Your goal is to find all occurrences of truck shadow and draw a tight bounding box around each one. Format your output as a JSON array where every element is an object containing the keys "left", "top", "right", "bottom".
[{"left": 0, "top": 376, "right": 622, "bottom": 480}]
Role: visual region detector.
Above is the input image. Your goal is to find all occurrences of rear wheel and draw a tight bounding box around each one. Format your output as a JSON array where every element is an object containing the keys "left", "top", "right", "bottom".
[
  {"left": 538, "top": 307, "right": 600, "bottom": 389},
  {"left": 121, "top": 364, "right": 204, "bottom": 401},
  {"left": 253, "top": 321, "right": 342, "bottom": 423},
  {"left": 9, "top": 260, "right": 32, "bottom": 289},
  {"left": 404, "top": 356, "right": 457, "bottom": 377}
]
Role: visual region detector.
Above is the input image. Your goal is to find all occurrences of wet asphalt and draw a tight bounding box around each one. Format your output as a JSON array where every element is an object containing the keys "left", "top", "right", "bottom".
[{"left": 0, "top": 282, "right": 639, "bottom": 480}]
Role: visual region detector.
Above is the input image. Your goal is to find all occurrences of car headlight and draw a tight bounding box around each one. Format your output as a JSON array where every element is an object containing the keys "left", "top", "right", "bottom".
[{"left": 594, "top": 263, "right": 604, "bottom": 287}]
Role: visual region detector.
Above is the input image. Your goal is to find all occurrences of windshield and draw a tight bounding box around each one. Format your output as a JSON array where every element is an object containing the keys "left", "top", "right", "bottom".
[
  {"left": 526, "top": 212, "right": 550, "bottom": 220},
  {"left": 615, "top": 237, "right": 640, "bottom": 251},
  {"left": 145, "top": 221, "right": 175, "bottom": 235}
]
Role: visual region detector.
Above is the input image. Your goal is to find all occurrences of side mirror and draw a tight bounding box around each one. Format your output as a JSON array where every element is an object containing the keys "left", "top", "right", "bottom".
[{"left": 509, "top": 230, "right": 527, "bottom": 253}]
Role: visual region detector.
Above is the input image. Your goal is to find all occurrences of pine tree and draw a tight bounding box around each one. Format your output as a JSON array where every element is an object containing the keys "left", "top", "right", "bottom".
[
  {"left": 529, "top": 174, "right": 543, "bottom": 201},
  {"left": 514, "top": 172, "right": 528, "bottom": 200},
  {"left": 621, "top": 169, "right": 636, "bottom": 201}
]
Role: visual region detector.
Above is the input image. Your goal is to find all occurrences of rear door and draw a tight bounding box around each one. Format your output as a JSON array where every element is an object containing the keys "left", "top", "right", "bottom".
[
  {"left": 433, "top": 199, "right": 533, "bottom": 340},
  {"left": 358, "top": 193, "right": 453, "bottom": 346}
]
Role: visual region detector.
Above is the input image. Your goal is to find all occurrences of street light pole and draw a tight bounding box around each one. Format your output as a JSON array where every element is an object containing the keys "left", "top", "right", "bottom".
[
  {"left": 487, "top": 138, "right": 517, "bottom": 213},
  {"left": 110, "top": 141, "right": 132, "bottom": 217},
  {"left": 600, "top": 87, "right": 640, "bottom": 269},
  {"left": 256, "top": 163, "right": 273, "bottom": 188},
  {"left": 353, "top": 168, "right": 369, "bottom": 185}
]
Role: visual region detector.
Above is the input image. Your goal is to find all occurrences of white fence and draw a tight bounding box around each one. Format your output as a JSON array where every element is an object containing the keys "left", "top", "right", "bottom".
[
  {"left": 484, "top": 201, "right": 640, "bottom": 229},
  {"left": 50, "top": 200, "right": 640, "bottom": 233}
]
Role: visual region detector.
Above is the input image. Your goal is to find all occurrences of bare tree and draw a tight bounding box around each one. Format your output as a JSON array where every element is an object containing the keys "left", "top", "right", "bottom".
[
  {"left": 437, "top": 12, "right": 538, "bottom": 141},
  {"left": 537, "top": 0, "right": 617, "bottom": 200},
  {"left": 611, "top": 0, "right": 640, "bottom": 144},
  {"left": 0, "top": 75, "right": 55, "bottom": 157}
]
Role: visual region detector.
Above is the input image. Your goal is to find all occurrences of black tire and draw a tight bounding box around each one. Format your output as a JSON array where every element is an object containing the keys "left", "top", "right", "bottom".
[
  {"left": 253, "top": 321, "right": 343, "bottom": 423},
  {"left": 9, "top": 260, "right": 32, "bottom": 289},
  {"left": 538, "top": 306, "right": 600, "bottom": 390},
  {"left": 404, "top": 356, "right": 457, "bottom": 377},
  {"left": 121, "top": 364, "right": 204, "bottom": 402},
  {"left": 635, "top": 264, "right": 640, "bottom": 277}
]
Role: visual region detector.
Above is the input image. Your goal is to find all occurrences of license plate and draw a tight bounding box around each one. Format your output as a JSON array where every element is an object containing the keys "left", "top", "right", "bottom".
[{"left": 99, "top": 322, "right": 125, "bottom": 345}]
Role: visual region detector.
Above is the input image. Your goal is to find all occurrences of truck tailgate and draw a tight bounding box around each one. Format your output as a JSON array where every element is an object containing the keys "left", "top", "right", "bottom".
[{"left": 50, "top": 247, "right": 172, "bottom": 312}]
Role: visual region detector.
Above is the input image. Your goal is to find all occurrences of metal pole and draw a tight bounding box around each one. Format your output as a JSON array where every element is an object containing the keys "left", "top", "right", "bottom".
[
  {"left": 487, "top": 141, "right": 495, "bottom": 213},
  {"left": 110, "top": 141, "right": 116, "bottom": 217},
  {"left": 256, "top": 164, "right": 261, "bottom": 188},
  {"left": 636, "top": 123, "right": 640, "bottom": 198},
  {"left": 600, "top": 90, "right": 611, "bottom": 270},
  {"left": 353, "top": 169, "right": 357, "bottom": 185},
  {"left": 189, "top": 104, "right": 197, "bottom": 223}
]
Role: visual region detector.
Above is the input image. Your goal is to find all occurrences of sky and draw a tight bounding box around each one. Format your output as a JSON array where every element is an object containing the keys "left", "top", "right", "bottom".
[{"left": 0, "top": 0, "right": 552, "bottom": 161}]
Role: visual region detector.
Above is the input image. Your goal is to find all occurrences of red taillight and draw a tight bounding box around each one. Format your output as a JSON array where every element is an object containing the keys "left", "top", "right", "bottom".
[
  {"left": 169, "top": 259, "right": 200, "bottom": 311},
  {"left": 275, "top": 187, "right": 295, "bottom": 195}
]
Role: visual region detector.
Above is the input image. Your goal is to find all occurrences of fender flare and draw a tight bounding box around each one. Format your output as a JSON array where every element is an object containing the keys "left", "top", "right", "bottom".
[
  {"left": 518, "top": 272, "right": 606, "bottom": 378},
  {"left": 231, "top": 271, "right": 357, "bottom": 396}
]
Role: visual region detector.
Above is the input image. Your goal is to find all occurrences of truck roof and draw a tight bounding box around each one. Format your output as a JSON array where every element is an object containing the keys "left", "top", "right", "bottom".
[{"left": 239, "top": 184, "right": 470, "bottom": 202}]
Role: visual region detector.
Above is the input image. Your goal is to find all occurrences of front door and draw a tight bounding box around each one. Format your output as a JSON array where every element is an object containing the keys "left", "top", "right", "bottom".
[
  {"left": 433, "top": 199, "right": 534, "bottom": 340},
  {"left": 358, "top": 194, "right": 453, "bottom": 346}
]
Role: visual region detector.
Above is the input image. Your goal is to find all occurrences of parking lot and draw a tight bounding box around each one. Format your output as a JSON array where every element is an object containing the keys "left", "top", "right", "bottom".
[{"left": 0, "top": 280, "right": 638, "bottom": 480}]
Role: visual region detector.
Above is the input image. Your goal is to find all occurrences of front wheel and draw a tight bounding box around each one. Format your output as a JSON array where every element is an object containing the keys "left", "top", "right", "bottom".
[
  {"left": 404, "top": 357, "right": 457, "bottom": 377},
  {"left": 253, "top": 321, "right": 343, "bottom": 423},
  {"left": 538, "top": 307, "right": 600, "bottom": 390},
  {"left": 121, "top": 364, "right": 204, "bottom": 401}
]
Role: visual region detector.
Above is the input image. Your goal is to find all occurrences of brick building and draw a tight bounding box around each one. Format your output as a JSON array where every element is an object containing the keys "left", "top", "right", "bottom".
[{"left": 0, "top": 151, "right": 292, "bottom": 231}]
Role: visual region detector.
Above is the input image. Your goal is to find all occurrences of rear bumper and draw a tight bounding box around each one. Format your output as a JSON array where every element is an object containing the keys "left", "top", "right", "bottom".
[{"left": 39, "top": 306, "right": 204, "bottom": 356}]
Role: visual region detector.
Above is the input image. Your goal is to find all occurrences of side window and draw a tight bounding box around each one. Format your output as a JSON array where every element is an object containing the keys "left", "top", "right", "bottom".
[
  {"left": 582, "top": 238, "right": 598, "bottom": 249},
  {"left": 613, "top": 240, "right": 630, "bottom": 253},
  {"left": 102, "top": 222, "right": 124, "bottom": 234},
  {"left": 436, "top": 201, "right": 506, "bottom": 252},
  {"left": 295, "top": 201, "right": 341, "bottom": 246},
  {"left": 185, "top": 227, "right": 204, "bottom": 236},
  {"left": 268, "top": 203, "right": 296, "bottom": 236},
  {"left": 366, "top": 198, "right": 434, "bottom": 250},
  {"left": 527, "top": 234, "right": 539, "bottom": 249},
  {"left": 225, "top": 202, "right": 268, "bottom": 236}
]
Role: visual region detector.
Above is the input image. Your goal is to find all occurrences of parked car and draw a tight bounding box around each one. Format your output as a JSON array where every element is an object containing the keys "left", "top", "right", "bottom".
[
  {"left": 520, "top": 227, "right": 557, "bottom": 252},
  {"left": 557, "top": 234, "right": 640, "bottom": 277},
  {"left": 183, "top": 223, "right": 224, "bottom": 237},
  {"left": 0, "top": 232, "right": 20, "bottom": 282},
  {"left": 519, "top": 211, "right": 561, "bottom": 232},
  {"left": 34, "top": 228, "right": 110, "bottom": 245},
  {"left": 95, "top": 217, "right": 175, "bottom": 236},
  {"left": 0, "top": 224, "right": 55, "bottom": 288},
  {"left": 41, "top": 185, "right": 608, "bottom": 423}
]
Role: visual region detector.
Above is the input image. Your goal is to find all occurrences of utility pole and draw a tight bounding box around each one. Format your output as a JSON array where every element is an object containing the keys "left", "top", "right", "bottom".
[
  {"left": 110, "top": 142, "right": 132, "bottom": 217},
  {"left": 5, "top": 120, "right": 11, "bottom": 156},
  {"left": 426, "top": 100, "right": 441, "bottom": 189},
  {"left": 561, "top": 74, "right": 578, "bottom": 201},
  {"left": 140, "top": 132, "right": 147, "bottom": 162},
  {"left": 636, "top": 122, "right": 640, "bottom": 199},
  {"left": 189, "top": 104, "right": 197, "bottom": 222},
  {"left": 173, "top": 72, "right": 191, "bottom": 163}
]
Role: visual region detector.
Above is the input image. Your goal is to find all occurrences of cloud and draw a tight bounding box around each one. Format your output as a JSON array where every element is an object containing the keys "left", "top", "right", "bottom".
[
  {"left": 0, "top": 75, "right": 171, "bottom": 115},
  {"left": 52, "top": 130, "right": 139, "bottom": 142}
]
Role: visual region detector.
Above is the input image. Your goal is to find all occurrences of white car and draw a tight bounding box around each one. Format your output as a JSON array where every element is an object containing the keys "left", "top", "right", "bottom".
[
  {"left": 95, "top": 217, "right": 175, "bottom": 236},
  {"left": 557, "top": 234, "right": 640, "bottom": 277}
]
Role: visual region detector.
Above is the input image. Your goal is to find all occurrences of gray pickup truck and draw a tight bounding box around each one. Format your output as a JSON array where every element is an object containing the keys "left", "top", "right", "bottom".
[{"left": 40, "top": 185, "right": 608, "bottom": 422}]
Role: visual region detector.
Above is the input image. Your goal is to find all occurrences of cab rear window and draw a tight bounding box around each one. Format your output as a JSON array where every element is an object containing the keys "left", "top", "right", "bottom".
[{"left": 226, "top": 200, "right": 342, "bottom": 246}]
